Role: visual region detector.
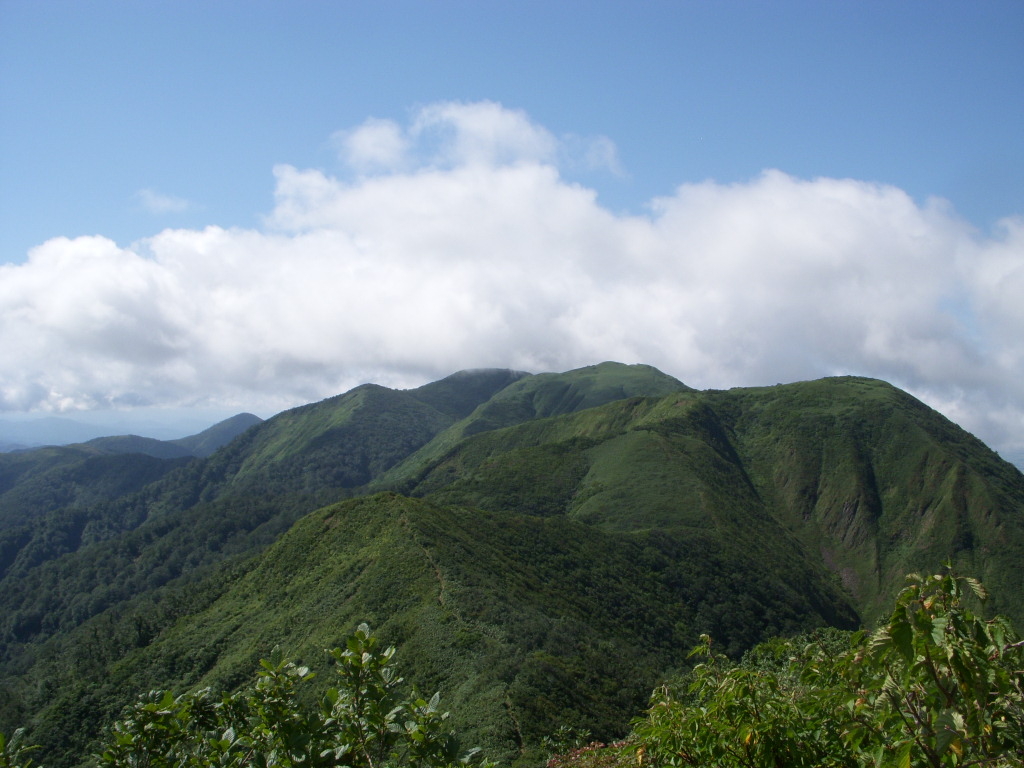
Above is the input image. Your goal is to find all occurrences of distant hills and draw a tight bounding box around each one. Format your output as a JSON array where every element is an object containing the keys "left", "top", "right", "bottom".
[
  {"left": 0, "top": 412, "right": 263, "bottom": 456},
  {"left": 84, "top": 412, "right": 264, "bottom": 459},
  {"left": 0, "top": 362, "right": 1021, "bottom": 767}
]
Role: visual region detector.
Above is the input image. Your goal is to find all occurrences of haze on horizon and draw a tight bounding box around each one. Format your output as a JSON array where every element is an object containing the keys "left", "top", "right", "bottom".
[{"left": 0, "top": 2, "right": 1022, "bottom": 459}]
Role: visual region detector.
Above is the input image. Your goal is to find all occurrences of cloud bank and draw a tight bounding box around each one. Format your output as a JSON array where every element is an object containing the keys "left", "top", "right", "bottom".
[{"left": 2, "top": 101, "right": 1022, "bottom": 453}]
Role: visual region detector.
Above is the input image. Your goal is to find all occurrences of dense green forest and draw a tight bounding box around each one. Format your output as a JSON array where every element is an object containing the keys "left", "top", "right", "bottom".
[
  {"left": 1, "top": 363, "right": 1022, "bottom": 766},
  {"left": 4, "top": 570, "right": 1021, "bottom": 766}
]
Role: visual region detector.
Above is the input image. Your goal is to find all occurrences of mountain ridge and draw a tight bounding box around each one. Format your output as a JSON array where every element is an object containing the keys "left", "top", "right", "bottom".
[{"left": 1, "top": 362, "right": 1022, "bottom": 767}]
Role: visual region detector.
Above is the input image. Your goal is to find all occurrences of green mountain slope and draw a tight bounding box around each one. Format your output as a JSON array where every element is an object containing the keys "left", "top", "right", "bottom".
[
  {"left": 19, "top": 492, "right": 856, "bottom": 766},
  {"left": 386, "top": 376, "right": 1024, "bottom": 627},
  {"left": 374, "top": 362, "right": 691, "bottom": 487},
  {"left": 168, "top": 412, "right": 263, "bottom": 457},
  {"left": 211, "top": 369, "right": 528, "bottom": 497},
  {"left": 84, "top": 434, "right": 194, "bottom": 459},
  {"left": 404, "top": 368, "right": 530, "bottom": 419},
  {"left": 1, "top": 364, "right": 1023, "bottom": 767},
  {"left": 711, "top": 377, "right": 1024, "bottom": 622},
  {"left": 0, "top": 415, "right": 266, "bottom": 574},
  {"left": 0, "top": 363, "right": 670, "bottom": 627},
  {"left": 59, "top": 413, "right": 264, "bottom": 460},
  {"left": 0, "top": 445, "right": 188, "bottom": 540},
  {"left": 458, "top": 361, "right": 690, "bottom": 433},
  {"left": 0, "top": 370, "right": 527, "bottom": 660}
]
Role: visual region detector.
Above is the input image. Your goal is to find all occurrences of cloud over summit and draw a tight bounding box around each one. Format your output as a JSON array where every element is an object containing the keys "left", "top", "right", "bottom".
[{"left": 2, "top": 102, "right": 1022, "bottom": 453}]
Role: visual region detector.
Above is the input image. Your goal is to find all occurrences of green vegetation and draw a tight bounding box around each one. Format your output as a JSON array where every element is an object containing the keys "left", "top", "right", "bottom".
[
  {"left": 3, "top": 624, "right": 486, "bottom": 768},
  {"left": 0, "top": 363, "right": 1022, "bottom": 766},
  {"left": 0, "top": 728, "right": 39, "bottom": 768},
  {"left": 95, "top": 623, "right": 484, "bottom": 768},
  {"left": 559, "top": 568, "right": 1024, "bottom": 768},
  {"left": 7, "top": 492, "right": 856, "bottom": 766},
  {"left": 5, "top": 570, "right": 1021, "bottom": 767},
  {"left": 168, "top": 413, "right": 263, "bottom": 458}
]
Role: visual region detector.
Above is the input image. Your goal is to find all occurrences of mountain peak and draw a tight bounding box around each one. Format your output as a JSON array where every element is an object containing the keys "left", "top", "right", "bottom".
[{"left": 171, "top": 412, "right": 264, "bottom": 457}]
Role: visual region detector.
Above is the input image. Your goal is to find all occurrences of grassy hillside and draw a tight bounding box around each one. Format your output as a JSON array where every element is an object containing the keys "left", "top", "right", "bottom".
[
  {"left": 1, "top": 365, "right": 1022, "bottom": 767},
  {"left": 378, "top": 377, "right": 1024, "bottom": 627},
  {"left": 0, "top": 370, "right": 526, "bottom": 664},
  {"left": 709, "top": 377, "right": 1024, "bottom": 623},
  {"left": 17, "top": 493, "right": 856, "bottom": 767},
  {"left": 404, "top": 368, "right": 530, "bottom": 419},
  {"left": 374, "top": 362, "right": 691, "bottom": 487}
]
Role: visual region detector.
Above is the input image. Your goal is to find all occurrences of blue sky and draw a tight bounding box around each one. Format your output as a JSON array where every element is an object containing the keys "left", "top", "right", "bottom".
[
  {"left": 3, "top": 0, "right": 1021, "bottom": 258},
  {"left": 1, "top": 1, "right": 1023, "bottom": 458}
]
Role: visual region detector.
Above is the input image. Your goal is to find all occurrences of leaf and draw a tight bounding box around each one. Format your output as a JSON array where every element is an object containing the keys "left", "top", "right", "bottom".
[
  {"left": 891, "top": 617, "right": 914, "bottom": 662},
  {"left": 990, "top": 620, "right": 1006, "bottom": 653},
  {"left": 891, "top": 740, "right": 913, "bottom": 768},
  {"left": 964, "top": 577, "right": 988, "bottom": 602},
  {"left": 934, "top": 712, "right": 958, "bottom": 756}
]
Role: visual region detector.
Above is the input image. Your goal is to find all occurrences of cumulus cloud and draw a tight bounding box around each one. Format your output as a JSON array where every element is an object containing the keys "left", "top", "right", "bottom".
[
  {"left": 2, "top": 102, "right": 1022, "bottom": 454},
  {"left": 333, "top": 101, "right": 561, "bottom": 175},
  {"left": 410, "top": 100, "right": 558, "bottom": 168}
]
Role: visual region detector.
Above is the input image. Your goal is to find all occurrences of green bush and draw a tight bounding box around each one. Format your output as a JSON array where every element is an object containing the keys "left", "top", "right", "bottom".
[
  {"left": 94, "top": 623, "right": 488, "bottom": 768},
  {"left": 627, "top": 568, "right": 1024, "bottom": 767}
]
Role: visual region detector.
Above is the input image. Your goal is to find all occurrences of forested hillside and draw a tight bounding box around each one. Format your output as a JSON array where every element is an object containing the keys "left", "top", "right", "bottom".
[{"left": 1, "top": 363, "right": 1022, "bottom": 766}]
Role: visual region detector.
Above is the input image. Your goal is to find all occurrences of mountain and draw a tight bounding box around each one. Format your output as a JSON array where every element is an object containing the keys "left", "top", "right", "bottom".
[
  {"left": 83, "top": 435, "right": 195, "bottom": 459},
  {"left": 83, "top": 412, "right": 264, "bottom": 459},
  {"left": 0, "top": 363, "right": 1022, "bottom": 767},
  {"left": 169, "top": 412, "right": 264, "bottom": 457},
  {"left": 0, "top": 412, "right": 263, "bottom": 455},
  {"left": 377, "top": 375, "right": 1024, "bottom": 624},
  {"left": 0, "top": 412, "right": 263, "bottom": 538}
]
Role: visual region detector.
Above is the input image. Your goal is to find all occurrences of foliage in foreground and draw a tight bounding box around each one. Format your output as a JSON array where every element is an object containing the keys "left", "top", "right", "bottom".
[
  {"left": 567, "top": 569, "right": 1023, "bottom": 768},
  {"left": 0, "top": 728, "right": 40, "bottom": 768},
  {"left": 21, "top": 623, "right": 483, "bottom": 768},
  {"left": 98, "top": 623, "right": 485, "bottom": 768}
]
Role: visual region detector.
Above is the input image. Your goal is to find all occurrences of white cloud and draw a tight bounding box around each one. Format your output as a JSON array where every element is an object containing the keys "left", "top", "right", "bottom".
[
  {"left": 333, "top": 117, "right": 410, "bottom": 174},
  {"left": 2, "top": 102, "right": 1023, "bottom": 455},
  {"left": 409, "top": 100, "right": 559, "bottom": 168},
  {"left": 335, "top": 101, "right": 620, "bottom": 179},
  {"left": 136, "top": 188, "right": 191, "bottom": 214}
]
